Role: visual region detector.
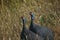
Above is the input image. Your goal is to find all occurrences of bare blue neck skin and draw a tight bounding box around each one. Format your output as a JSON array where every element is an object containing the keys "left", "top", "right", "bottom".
[
  {"left": 31, "top": 13, "right": 34, "bottom": 20},
  {"left": 31, "top": 15, "right": 34, "bottom": 25},
  {"left": 31, "top": 13, "right": 35, "bottom": 24},
  {"left": 30, "top": 13, "right": 35, "bottom": 30}
]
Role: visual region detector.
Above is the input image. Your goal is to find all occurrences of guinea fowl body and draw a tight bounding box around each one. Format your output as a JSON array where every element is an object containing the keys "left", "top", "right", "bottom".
[
  {"left": 24, "top": 28, "right": 44, "bottom": 40},
  {"left": 20, "top": 17, "right": 44, "bottom": 40},
  {"left": 29, "top": 12, "right": 54, "bottom": 40}
]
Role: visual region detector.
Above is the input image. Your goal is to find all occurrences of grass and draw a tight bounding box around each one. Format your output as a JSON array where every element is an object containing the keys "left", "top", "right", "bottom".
[{"left": 0, "top": 0, "right": 60, "bottom": 40}]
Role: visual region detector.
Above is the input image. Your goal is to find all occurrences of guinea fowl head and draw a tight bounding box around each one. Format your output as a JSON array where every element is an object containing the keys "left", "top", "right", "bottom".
[
  {"left": 21, "top": 16, "right": 26, "bottom": 24},
  {"left": 30, "top": 12, "right": 35, "bottom": 20}
]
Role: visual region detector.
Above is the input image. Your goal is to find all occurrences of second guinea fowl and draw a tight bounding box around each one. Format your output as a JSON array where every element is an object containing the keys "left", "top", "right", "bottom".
[
  {"left": 20, "top": 16, "right": 44, "bottom": 40},
  {"left": 29, "top": 12, "right": 55, "bottom": 40}
]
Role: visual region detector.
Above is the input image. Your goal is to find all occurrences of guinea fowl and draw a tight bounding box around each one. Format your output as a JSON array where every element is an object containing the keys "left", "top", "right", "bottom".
[
  {"left": 20, "top": 16, "right": 27, "bottom": 40},
  {"left": 29, "top": 12, "right": 54, "bottom": 40},
  {"left": 20, "top": 16, "right": 44, "bottom": 40}
]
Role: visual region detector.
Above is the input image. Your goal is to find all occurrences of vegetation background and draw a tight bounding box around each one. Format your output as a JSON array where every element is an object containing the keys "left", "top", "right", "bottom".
[{"left": 0, "top": 0, "right": 60, "bottom": 40}]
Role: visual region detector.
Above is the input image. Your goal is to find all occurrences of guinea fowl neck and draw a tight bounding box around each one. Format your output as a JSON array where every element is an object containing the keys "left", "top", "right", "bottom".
[
  {"left": 22, "top": 20, "right": 26, "bottom": 30},
  {"left": 31, "top": 17, "right": 34, "bottom": 24},
  {"left": 30, "top": 16, "right": 34, "bottom": 28}
]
